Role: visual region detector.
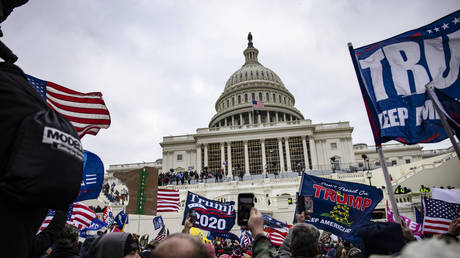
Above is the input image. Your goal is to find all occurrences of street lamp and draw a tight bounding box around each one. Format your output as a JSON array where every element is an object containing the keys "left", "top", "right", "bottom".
[{"left": 362, "top": 154, "right": 372, "bottom": 186}]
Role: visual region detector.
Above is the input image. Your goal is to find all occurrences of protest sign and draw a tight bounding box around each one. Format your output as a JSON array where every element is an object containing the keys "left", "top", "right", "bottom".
[
  {"left": 297, "top": 174, "right": 383, "bottom": 244},
  {"left": 182, "top": 191, "right": 236, "bottom": 233}
]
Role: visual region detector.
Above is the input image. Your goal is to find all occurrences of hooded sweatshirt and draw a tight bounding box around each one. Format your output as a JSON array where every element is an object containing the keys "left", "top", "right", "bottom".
[{"left": 88, "top": 232, "right": 129, "bottom": 258}]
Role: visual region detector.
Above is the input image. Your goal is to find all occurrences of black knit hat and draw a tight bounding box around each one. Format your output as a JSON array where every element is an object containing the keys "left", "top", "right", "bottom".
[{"left": 357, "top": 222, "right": 405, "bottom": 257}]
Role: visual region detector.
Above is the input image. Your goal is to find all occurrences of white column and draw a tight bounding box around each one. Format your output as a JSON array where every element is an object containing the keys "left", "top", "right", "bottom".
[
  {"left": 196, "top": 146, "right": 202, "bottom": 172},
  {"left": 224, "top": 118, "right": 227, "bottom": 127},
  {"left": 232, "top": 115, "right": 235, "bottom": 126},
  {"left": 322, "top": 140, "right": 328, "bottom": 167},
  {"left": 278, "top": 138, "right": 285, "bottom": 172},
  {"left": 227, "top": 142, "right": 232, "bottom": 178},
  {"left": 261, "top": 139, "right": 267, "bottom": 174},
  {"left": 309, "top": 137, "right": 317, "bottom": 170},
  {"left": 283, "top": 113, "right": 286, "bottom": 121},
  {"left": 240, "top": 113, "right": 243, "bottom": 125},
  {"left": 275, "top": 112, "right": 279, "bottom": 123},
  {"left": 285, "top": 137, "right": 292, "bottom": 172},
  {"left": 302, "top": 136, "right": 310, "bottom": 170},
  {"left": 267, "top": 111, "right": 270, "bottom": 123},
  {"left": 249, "top": 112, "right": 253, "bottom": 124},
  {"left": 244, "top": 141, "right": 250, "bottom": 176},
  {"left": 204, "top": 144, "right": 208, "bottom": 167},
  {"left": 221, "top": 143, "right": 225, "bottom": 173},
  {"left": 258, "top": 113, "right": 261, "bottom": 124}
]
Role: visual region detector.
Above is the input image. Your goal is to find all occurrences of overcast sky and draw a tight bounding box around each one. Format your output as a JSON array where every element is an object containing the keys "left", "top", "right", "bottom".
[{"left": 4, "top": 0, "right": 459, "bottom": 169}]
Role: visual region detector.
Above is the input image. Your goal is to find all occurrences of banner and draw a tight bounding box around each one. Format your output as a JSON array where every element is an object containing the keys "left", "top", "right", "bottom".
[
  {"left": 103, "top": 206, "right": 114, "bottom": 227},
  {"left": 75, "top": 150, "right": 104, "bottom": 202},
  {"left": 350, "top": 10, "right": 460, "bottom": 145},
  {"left": 115, "top": 210, "right": 129, "bottom": 230},
  {"left": 182, "top": 191, "right": 236, "bottom": 233},
  {"left": 207, "top": 231, "right": 240, "bottom": 241},
  {"left": 386, "top": 201, "right": 422, "bottom": 237},
  {"left": 297, "top": 174, "right": 383, "bottom": 244},
  {"left": 153, "top": 216, "right": 164, "bottom": 230}
]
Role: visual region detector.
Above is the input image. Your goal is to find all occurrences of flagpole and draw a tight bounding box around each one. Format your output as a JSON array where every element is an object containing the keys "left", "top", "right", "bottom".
[
  {"left": 348, "top": 42, "right": 401, "bottom": 223},
  {"left": 425, "top": 83, "right": 460, "bottom": 159},
  {"left": 377, "top": 146, "right": 401, "bottom": 223}
]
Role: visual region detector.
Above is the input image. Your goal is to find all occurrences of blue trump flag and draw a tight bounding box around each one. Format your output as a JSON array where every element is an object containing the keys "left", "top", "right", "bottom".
[
  {"left": 75, "top": 150, "right": 104, "bottom": 202},
  {"left": 182, "top": 191, "right": 236, "bottom": 233},
  {"left": 297, "top": 174, "right": 383, "bottom": 244},
  {"left": 349, "top": 10, "right": 460, "bottom": 145},
  {"left": 115, "top": 210, "right": 128, "bottom": 230}
]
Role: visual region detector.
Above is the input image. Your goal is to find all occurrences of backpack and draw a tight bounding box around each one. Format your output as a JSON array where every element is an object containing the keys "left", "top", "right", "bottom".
[{"left": 0, "top": 63, "right": 83, "bottom": 210}]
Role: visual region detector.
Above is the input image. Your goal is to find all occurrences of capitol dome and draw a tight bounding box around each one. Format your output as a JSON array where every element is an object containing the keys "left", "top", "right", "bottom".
[{"left": 209, "top": 33, "right": 304, "bottom": 128}]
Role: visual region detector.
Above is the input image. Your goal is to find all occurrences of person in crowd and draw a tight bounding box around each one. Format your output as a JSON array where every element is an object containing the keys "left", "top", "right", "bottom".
[
  {"left": 194, "top": 171, "right": 199, "bottom": 182},
  {"left": 44, "top": 224, "right": 80, "bottom": 258},
  {"left": 248, "top": 207, "right": 321, "bottom": 258},
  {"left": 152, "top": 233, "right": 209, "bottom": 258},
  {"left": 395, "top": 185, "right": 403, "bottom": 194},
  {"left": 88, "top": 232, "right": 140, "bottom": 258},
  {"left": 175, "top": 173, "right": 180, "bottom": 185}
]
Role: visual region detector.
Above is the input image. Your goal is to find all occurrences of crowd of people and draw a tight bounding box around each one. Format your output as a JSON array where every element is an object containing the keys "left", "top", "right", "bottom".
[
  {"left": 102, "top": 182, "right": 129, "bottom": 205},
  {"left": 30, "top": 206, "right": 460, "bottom": 258},
  {"left": 158, "top": 169, "right": 227, "bottom": 186}
]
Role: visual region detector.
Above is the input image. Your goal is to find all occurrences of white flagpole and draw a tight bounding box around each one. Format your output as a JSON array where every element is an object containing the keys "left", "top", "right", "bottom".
[
  {"left": 425, "top": 83, "right": 460, "bottom": 159},
  {"left": 377, "top": 146, "right": 401, "bottom": 223}
]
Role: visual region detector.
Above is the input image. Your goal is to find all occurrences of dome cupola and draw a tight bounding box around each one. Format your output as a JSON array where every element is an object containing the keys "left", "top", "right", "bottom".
[{"left": 209, "top": 33, "right": 304, "bottom": 128}]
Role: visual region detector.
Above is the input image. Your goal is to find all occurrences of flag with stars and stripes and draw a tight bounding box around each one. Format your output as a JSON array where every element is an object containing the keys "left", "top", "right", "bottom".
[
  {"left": 26, "top": 75, "right": 111, "bottom": 138},
  {"left": 154, "top": 226, "right": 167, "bottom": 241},
  {"left": 422, "top": 197, "right": 460, "bottom": 235},
  {"left": 239, "top": 230, "right": 252, "bottom": 248},
  {"left": 67, "top": 202, "right": 97, "bottom": 230},
  {"left": 157, "top": 189, "right": 180, "bottom": 212},
  {"left": 350, "top": 10, "right": 460, "bottom": 145},
  {"left": 37, "top": 209, "right": 56, "bottom": 234}
]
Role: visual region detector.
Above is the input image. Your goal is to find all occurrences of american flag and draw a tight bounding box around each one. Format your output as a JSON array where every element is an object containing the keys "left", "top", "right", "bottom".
[
  {"left": 252, "top": 100, "right": 264, "bottom": 108},
  {"left": 26, "top": 75, "right": 111, "bottom": 138},
  {"left": 239, "top": 230, "right": 252, "bottom": 248},
  {"left": 264, "top": 226, "right": 290, "bottom": 246},
  {"left": 37, "top": 209, "right": 56, "bottom": 234},
  {"left": 422, "top": 197, "right": 460, "bottom": 235},
  {"left": 67, "top": 202, "right": 97, "bottom": 230},
  {"left": 157, "top": 189, "right": 180, "bottom": 212},
  {"left": 154, "top": 226, "right": 167, "bottom": 241}
]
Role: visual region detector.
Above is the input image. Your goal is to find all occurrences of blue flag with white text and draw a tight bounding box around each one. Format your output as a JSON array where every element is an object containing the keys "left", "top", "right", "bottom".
[
  {"left": 115, "top": 210, "right": 128, "bottom": 230},
  {"left": 297, "top": 174, "right": 383, "bottom": 244},
  {"left": 75, "top": 150, "right": 104, "bottom": 202},
  {"left": 350, "top": 10, "right": 460, "bottom": 145},
  {"left": 182, "top": 191, "right": 236, "bottom": 233}
]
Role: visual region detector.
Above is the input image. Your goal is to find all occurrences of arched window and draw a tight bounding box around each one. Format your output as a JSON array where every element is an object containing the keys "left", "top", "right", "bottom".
[
  {"left": 279, "top": 95, "right": 281, "bottom": 103},
  {"left": 232, "top": 97, "right": 235, "bottom": 105},
  {"left": 266, "top": 93, "right": 270, "bottom": 102},
  {"left": 238, "top": 95, "right": 241, "bottom": 104},
  {"left": 273, "top": 93, "right": 276, "bottom": 102},
  {"left": 252, "top": 93, "right": 255, "bottom": 101},
  {"left": 226, "top": 99, "right": 229, "bottom": 107},
  {"left": 259, "top": 92, "right": 263, "bottom": 101},
  {"left": 284, "top": 96, "right": 286, "bottom": 104},
  {"left": 245, "top": 94, "right": 248, "bottom": 102}
]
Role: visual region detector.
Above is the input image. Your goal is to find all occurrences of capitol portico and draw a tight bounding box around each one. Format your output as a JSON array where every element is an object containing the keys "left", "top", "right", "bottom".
[{"left": 160, "top": 33, "right": 356, "bottom": 176}]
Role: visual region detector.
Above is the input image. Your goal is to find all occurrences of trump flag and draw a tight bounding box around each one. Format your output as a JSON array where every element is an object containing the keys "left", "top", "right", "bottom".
[
  {"left": 349, "top": 10, "right": 460, "bottom": 145},
  {"left": 297, "top": 174, "right": 383, "bottom": 244}
]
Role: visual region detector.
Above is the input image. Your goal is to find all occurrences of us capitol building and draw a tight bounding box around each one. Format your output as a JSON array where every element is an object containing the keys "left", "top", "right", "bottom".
[
  {"left": 102, "top": 33, "right": 458, "bottom": 235},
  {"left": 161, "top": 33, "right": 357, "bottom": 176}
]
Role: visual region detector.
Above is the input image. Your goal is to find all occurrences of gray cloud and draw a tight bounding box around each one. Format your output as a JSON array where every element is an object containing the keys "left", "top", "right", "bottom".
[{"left": 3, "top": 0, "right": 457, "bottom": 168}]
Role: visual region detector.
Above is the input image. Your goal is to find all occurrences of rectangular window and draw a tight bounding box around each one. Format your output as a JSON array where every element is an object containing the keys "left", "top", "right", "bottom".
[
  {"left": 177, "top": 154, "right": 183, "bottom": 161},
  {"left": 405, "top": 159, "right": 411, "bottom": 164},
  {"left": 259, "top": 92, "right": 263, "bottom": 101},
  {"left": 266, "top": 93, "right": 270, "bottom": 102},
  {"left": 252, "top": 93, "right": 255, "bottom": 101},
  {"left": 330, "top": 143, "right": 337, "bottom": 149},
  {"left": 391, "top": 160, "right": 397, "bottom": 166},
  {"left": 232, "top": 97, "right": 235, "bottom": 105},
  {"left": 245, "top": 94, "right": 248, "bottom": 102}
]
